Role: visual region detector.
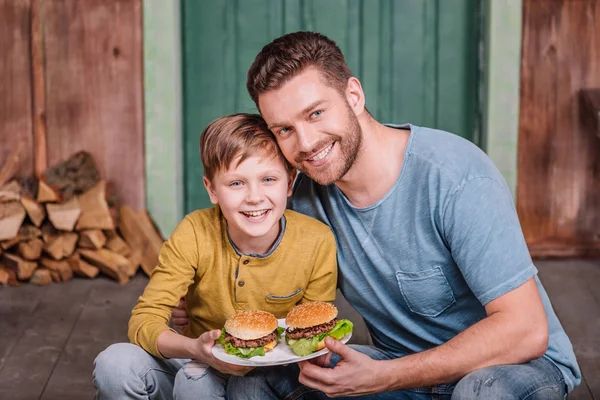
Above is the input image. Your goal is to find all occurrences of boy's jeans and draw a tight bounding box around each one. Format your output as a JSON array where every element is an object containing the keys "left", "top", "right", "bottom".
[
  {"left": 227, "top": 344, "right": 566, "bottom": 400},
  {"left": 93, "top": 343, "right": 228, "bottom": 400}
]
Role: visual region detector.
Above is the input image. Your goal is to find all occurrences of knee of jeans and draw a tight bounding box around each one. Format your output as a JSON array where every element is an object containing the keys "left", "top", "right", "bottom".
[
  {"left": 174, "top": 364, "right": 226, "bottom": 399},
  {"left": 452, "top": 368, "right": 512, "bottom": 400},
  {"left": 179, "top": 361, "right": 210, "bottom": 380},
  {"left": 93, "top": 343, "right": 145, "bottom": 382}
]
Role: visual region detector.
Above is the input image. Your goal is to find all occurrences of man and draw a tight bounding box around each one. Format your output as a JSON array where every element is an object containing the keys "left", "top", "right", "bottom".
[{"left": 175, "top": 31, "right": 580, "bottom": 399}]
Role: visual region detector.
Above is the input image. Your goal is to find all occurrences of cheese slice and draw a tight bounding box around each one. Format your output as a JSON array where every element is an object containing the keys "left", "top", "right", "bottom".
[{"left": 264, "top": 340, "right": 277, "bottom": 351}]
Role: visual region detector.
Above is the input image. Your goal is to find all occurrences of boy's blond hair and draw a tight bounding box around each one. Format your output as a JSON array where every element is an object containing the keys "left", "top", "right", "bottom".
[{"left": 200, "top": 113, "right": 294, "bottom": 181}]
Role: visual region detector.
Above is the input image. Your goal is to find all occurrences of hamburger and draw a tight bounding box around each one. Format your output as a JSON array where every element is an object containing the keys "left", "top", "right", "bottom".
[
  {"left": 216, "top": 310, "right": 284, "bottom": 358},
  {"left": 285, "top": 301, "right": 353, "bottom": 356}
]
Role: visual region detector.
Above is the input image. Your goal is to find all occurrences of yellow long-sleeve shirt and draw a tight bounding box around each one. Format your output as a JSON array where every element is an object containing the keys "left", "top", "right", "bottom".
[{"left": 128, "top": 208, "right": 338, "bottom": 358}]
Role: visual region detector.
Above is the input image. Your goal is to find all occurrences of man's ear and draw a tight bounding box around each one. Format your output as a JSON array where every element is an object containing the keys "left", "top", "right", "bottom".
[
  {"left": 287, "top": 169, "right": 298, "bottom": 197},
  {"left": 346, "top": 77, "right": 366, "bottom": 116},
  {"left": 203, "top": 176, "right": 219, "bottom": 205}
]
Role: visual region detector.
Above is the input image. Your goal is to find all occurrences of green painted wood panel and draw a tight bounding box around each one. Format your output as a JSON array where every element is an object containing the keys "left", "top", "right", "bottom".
[{"left": 181, "top": 0, "right": 479, "bottom": 213}]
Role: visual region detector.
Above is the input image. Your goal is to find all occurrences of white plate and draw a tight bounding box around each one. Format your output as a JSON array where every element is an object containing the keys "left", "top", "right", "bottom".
[{"left": 212, "top": 318, "right": 352, "bottom": 367}]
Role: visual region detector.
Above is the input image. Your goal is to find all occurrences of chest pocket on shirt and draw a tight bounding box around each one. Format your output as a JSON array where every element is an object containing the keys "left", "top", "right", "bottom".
[
  {"left": 395, "top": 266, "right": 455, "bottom": 317},
  {"left": 265, "top": 288, "right": 304, "bottom": 305}
]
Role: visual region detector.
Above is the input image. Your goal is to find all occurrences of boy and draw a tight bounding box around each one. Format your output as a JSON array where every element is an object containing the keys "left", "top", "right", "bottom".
[{"left": 93, "top": 114, "right": 338, "bottom": 399}]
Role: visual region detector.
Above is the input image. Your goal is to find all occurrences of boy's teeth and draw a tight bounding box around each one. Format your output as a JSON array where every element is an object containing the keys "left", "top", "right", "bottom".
[
  {"left": 244, "top": 210, "right": 267, "bottom": 217},
  {"left": 310, "top": 144, "right": 332, "bottom": 161}
]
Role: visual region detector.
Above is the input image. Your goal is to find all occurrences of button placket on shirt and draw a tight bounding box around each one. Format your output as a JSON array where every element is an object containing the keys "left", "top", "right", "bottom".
[{"left": 236, "top": 258, "right": 250, "bottom": 300}]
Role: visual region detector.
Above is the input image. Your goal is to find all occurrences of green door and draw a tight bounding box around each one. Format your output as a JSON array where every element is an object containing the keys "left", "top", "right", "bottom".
[{"left": 182, "top": 0, "right": 480, "bottom": 213}]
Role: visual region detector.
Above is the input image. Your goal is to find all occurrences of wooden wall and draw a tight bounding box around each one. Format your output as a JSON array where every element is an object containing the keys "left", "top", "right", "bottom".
[
  {"left": 0, "top": 0, "right": 144, "bottom": 210},
  {"left": 518, "top": 0, "right": 600, "bottom": 258},
  {"left": 0, "top": 0, "right": 34, "bottom": 177}
]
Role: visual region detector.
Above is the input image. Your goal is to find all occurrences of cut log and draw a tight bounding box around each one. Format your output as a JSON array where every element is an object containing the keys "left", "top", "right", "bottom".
[
  {"left": 67, "top": 253, "right": 99, "bottom": 279},
  {"left": 31, "top": 268, "right": 52, "bottom": 285},
  {"left": 39, "top": 257, "right": 73, "bottom": 282},
  {"left": 1, "top": 224, "right": 41, "bottom": 250},
  {"left": 20, "top": 197, "right": 46, "bottom": 227},
  {"left": 105, "top": 232, "right": 131, "bottom": 256},
  {"left": 37, "top": 179, "right": 59, "bottom": 203},
  {"left": 126, "top": 248, "right": 142, "bottom": 277},
  {"left": 2, "top": 253, "right": 38, "bottom": 280},
  {"left": 76, "top": 181, "right": 113, "bottom": 230},
  {"left": 119, "top": 206, "right": 164, "bottom": 276},
  {"left": 79, "top": 248, "right": 130, "bottom": 284},
  {"left": 43, "top": 233, "right": 64, "bottom": 260},
  {"left": 19, "top": 224, "right": 42, "bottom": 240},
  {"left": 0, "top": 141, "right": 25, "bottom": 187},
  {"left": 47, "top": 197, "right": 81, "bottom": 231},
  {"left": 0, "top": 201, "right": 26, "bottom": 241},
  {"left": 1, "top": 237, "right": 20, "bottom": 250},
  {"left": 0, "top": 180, "right": 21, "bottom": 202},
  {"left": 78, "top": 229, "right": 106, "bottom": 249},
  {"left": 0, "top": 264, "right": 10, "bottom": 284},
  {"left": 0, "top": 264, "right": 19, "bottom": 286},
  {"left": 18, "top": 238, "right": 44, "bottom": 260},
  {"left": 62, "top": 232, "right": 79, "bottom": 257}
]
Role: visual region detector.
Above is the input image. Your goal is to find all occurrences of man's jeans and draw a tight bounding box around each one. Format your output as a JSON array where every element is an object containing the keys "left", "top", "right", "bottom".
[
  {"left": 228, "top": 344, "right": 566, "bottom": 400},
  {"left": 93, "top": 343, "right": 229, "bottom": 399}
]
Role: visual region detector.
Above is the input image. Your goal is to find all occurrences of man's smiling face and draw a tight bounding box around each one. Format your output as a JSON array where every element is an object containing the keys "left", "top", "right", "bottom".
[{"left": 258, "top": 67, "right": 363, "bottom": 186}]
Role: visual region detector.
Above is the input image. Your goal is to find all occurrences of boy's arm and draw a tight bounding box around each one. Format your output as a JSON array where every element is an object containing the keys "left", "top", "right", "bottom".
[
  {"left": 128, "top": 217, "right": 200, "bottom": 358},
  {"left": 300, "top": 230, "right": 338, "bottom": 304}
]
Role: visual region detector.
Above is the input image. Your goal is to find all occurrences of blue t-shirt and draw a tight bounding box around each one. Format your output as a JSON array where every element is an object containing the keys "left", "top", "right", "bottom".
[{"left": 290, "top": 124, "right": 580, "bottom": 391}]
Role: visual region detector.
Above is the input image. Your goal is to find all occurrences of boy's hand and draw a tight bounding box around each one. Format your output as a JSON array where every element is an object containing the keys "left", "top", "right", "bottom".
[
  {"left": 195, "top": 330, "right": 254, "bottom": 376},
  {"left": 171, "top": 298, "right": 189, "bottom": 331}
]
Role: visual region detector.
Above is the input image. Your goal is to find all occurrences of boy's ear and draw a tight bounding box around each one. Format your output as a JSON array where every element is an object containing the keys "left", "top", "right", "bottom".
[
  {"left": 287, "top": 169, "right": 297, "bottom": 197},
  {"left": 203, "top": 177, "right": 219, "bottom": 205}
]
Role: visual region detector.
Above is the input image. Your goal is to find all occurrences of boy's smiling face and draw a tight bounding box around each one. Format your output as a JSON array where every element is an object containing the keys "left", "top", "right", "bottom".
[{"left": 204, "top": 154, "right": 294, "bottom": 254}]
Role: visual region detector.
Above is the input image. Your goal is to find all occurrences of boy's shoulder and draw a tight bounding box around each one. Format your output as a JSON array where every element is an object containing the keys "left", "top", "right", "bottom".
[
  {"left": 183, "top": 207, "right": 223, "bottom": 232},
  {"left": 283, "top": 209, "right": 332, "bottom": 237}
]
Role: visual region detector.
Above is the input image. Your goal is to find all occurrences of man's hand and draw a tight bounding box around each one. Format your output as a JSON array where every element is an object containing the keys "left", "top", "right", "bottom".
[
  {"left": 298, "top": 337, "right": 385, "bottom": 397},
  {"left": 195, "top": 330, "right": 254, "bottom": 376},
  {"left": 171, "top": 298, "right": 189, "bottom": 331}
]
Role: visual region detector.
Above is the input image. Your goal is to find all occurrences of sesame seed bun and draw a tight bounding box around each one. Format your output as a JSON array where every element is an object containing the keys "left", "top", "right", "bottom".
[
  {"left": 285, "top": 301, "right": 338, "bottom": 329},
  {"left": 224, "top": 310, "right": 278, "bottom": 340}
]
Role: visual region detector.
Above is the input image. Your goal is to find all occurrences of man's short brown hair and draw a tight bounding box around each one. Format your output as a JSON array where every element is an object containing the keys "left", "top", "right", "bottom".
[
  {"left": 200, "top": 113, "right": 293, "bottom": 181},
  {"left": 247, "top": 31, "right": 353, "bottom": 107}
]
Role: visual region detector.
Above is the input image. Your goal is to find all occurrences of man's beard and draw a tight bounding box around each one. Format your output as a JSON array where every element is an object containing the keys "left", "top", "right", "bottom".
[{"left": 294, "top": 110, "right": 363, "bottom": 186}]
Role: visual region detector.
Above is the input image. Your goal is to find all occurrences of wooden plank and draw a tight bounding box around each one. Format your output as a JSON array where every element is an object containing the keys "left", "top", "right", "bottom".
[
  {"left": 43, "top": 0, "right": 145, "bottom": 210},
  {"left": 0, "top": 0, "right": 34, "bottom": 178},
  {"left": 40, "top": 274, "right": 148, "bottom": 400},
  {"left": 537, "top": 259, "right": 600, "bottom": 399},
  {"left": 0, "top": 280, "right": 93, "bottom": 400},
  {"left": 518, "top": 1, "right": 600, "bottom": 257},
  {"left": 31, "top": 0, "right": 47, "bottom": 177}
]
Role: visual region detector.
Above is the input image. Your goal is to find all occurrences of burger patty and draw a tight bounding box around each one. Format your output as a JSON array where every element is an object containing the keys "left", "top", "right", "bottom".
[
  {"left": 285, "top": 318, "right": 339, "bottom": 340},
  {"left": 225, "top": 330, "right": 277, "bottom": 348}
]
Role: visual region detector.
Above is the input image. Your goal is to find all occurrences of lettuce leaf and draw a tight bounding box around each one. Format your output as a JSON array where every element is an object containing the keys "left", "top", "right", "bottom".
[
  {"left": 214, "top": 328, "right": 266, "bottom": 359},
  {"left": 277, "top": 326, "right": 285, "bottom": 338},
  {"left": 328, "top": 319, "right": 353, "bottom": 340},
  {"left": 286, "top": 319, "right": 354, "bottom": 356}
]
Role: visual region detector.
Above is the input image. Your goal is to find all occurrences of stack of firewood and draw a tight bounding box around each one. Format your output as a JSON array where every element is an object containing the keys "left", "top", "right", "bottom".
[{"left": 0, "top": 151, "right": 164, "bottom": 286}]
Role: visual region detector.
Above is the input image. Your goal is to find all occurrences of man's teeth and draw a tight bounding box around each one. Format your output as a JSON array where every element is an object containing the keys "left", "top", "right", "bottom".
[
  {"left": 309, "top": 144, "right": 333, "bottom": 161},
  {"left": 243, "top": 210, "right": 268, "bottom": 217}
]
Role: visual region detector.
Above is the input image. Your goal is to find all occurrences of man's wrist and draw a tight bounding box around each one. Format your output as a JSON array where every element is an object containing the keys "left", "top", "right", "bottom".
[
  {"left": 372, "top": 359, "right": 400, "bottom": 393},
  {"left": 376, "top": 358, "right": 409, "bottom": 393}
]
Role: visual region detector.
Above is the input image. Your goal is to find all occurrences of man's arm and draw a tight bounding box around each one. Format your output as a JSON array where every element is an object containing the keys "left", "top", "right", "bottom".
[{"left": 298, "top": 277, "right": 548, "bottom": 397}]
